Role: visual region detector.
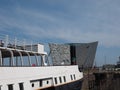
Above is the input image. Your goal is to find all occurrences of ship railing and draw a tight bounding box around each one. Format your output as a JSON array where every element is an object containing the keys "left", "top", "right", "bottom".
[
  {"left": 0, "top": 34, "right": 51, "bottom": 67},
  {"left": 0, "top": 49, "right": 50, "bottom": 67},
  {"left": 0, "top": 34, "right": 36, "bottom": 51}
]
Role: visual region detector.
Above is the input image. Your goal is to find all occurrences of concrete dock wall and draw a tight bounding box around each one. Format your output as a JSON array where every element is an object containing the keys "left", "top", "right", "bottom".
[{"left": 81, "top": 72, "right": 120, "bottom": 90}]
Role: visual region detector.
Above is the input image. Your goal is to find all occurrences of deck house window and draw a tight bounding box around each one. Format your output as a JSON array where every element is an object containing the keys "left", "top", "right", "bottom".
[
  {"left": 19, "top": 83, "right": 24, "bottom": 90},
  {"left": 54, "top": 78, "right": 57, "bottom": 84},
  {"left": 63, "top": 76, "right": 66, "bottom": 82},
  {"left": 59, "top": 77, "right": 62, "bottom": 83},
  {"left": 73, "top": 74, "right": 76, "bottom": 80},
  {"left": 70, "top": 75, "right": 73, "bottom": 80},
  {"left": 8, "top": 84, "right": 13, "bottom": 90},
  {"left": 39, "top": 80, "right": 42, "bottom": 87}
]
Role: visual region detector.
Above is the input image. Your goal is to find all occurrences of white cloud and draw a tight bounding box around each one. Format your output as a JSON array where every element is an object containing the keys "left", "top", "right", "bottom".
[{"left": 0, "top": 0, "right": 120, "bottom": 47}]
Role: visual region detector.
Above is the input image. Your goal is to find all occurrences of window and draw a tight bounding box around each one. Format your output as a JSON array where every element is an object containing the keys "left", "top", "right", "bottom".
[
  {"left": 19, "top": 83, "right": 24, "bottom": 90},
  {"left": 39, "top": 80, "right": 42, "bottom": 87},
  {"left": 31, "top": 83, "right": 34, "bottom": 87},
  {"left": 70, "top": 46, "right": 76, "bottom": 65},
  {"left": 54, "top": 78, "right": 57, "bottom": 84},
  {"left": 63, "top": 76, "right": 66, "bottom": 82},
  {"left": 8, "top": 84, "right": 13, "bottom": 90},
  {"left": 70, "top": 75, "right": 73, "bottom": 80},
  {"left": 73, "top": 74, "right": 76, "bottom": 80},
  {"left": 47, "top": 81, "right": 49, "bottom": 84},
  {"left": 59, "top": 77, "right": 62, "bottom": 83}
]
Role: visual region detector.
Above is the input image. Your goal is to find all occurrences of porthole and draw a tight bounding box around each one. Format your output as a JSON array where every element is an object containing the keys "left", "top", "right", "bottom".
[
  {"left": 47, "top": 81, "right": 49, "bottom": 84},
  {"left": 31, "top": 83, "right": 34, "bottom": 87}
]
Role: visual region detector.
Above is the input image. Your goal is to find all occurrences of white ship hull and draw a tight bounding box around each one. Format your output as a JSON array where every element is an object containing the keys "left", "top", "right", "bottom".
[{"left": 0, "top": 65, "right": 83, "bottom": 90}]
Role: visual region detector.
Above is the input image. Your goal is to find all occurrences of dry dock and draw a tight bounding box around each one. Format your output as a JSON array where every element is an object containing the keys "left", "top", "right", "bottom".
[{"left": 81, "top": 70, "right": 120, "bottom": 90}]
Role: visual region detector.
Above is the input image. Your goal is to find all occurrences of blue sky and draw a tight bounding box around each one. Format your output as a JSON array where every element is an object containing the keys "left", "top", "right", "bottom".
[{"left": 0, "top": 0, "right": 120, "bottom": 66}]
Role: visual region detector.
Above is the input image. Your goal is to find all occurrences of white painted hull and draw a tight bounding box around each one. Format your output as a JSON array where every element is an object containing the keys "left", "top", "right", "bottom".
[{"left": 0, "top": 65, "right": 83, "bottom": 90}]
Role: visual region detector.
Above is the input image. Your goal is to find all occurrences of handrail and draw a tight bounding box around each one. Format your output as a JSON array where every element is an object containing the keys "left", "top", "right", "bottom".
[
  {"left": 0, "top": 34, "right": 49, "bottom": 67},
  {"left": 15, "top": 50, "right": 24, "bottom": 66},
  {"left": 25, "top": 51, "right": 32, "bottom": 66},
  {"left": 33, "top": 53, "right": 39, "bottom": 66},
  {"left": 6, "top": 49, "right": 15, "bottom": 66}
]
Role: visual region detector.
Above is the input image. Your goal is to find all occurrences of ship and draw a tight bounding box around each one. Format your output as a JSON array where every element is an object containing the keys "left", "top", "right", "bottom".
[{"left": 0, "top": 35, "right": 83, "bottom": 90}]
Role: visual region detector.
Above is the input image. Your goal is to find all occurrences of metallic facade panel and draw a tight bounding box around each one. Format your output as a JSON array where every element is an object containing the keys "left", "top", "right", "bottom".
[
  {"left": 49, "top": 43, "right": 71, "bottom": 65},
  {"left": 74, "top": 42, "right": 98, "bottom": 68}
]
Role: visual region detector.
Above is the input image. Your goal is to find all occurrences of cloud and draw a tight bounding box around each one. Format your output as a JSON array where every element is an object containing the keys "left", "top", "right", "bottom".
[{"left": 0, "top": 0, "right": 120, "bottom": 47}]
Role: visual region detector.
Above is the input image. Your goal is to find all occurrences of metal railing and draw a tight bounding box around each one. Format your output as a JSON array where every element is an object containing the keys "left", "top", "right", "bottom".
[{"left": 0, "top": 34, "right": 34, "bottom": 51}]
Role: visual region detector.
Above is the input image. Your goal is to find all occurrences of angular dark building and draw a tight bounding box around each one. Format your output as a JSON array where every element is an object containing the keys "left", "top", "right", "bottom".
[
  {"left": 69, "top": 42, "right": 98, "bottom": 69},
  {"left": 49, "top": 41, "right": 98, "bottom": 69}
]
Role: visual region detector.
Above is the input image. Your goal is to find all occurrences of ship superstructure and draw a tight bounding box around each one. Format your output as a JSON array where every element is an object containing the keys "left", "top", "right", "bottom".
[{"left": 0, "top": 35, "right": 83, "bottom": 90}]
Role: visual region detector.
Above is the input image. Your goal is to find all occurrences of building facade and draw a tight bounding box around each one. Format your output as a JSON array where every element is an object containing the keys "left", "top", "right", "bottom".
[
  {"left": 69, "top": 42, "right": 98, "bottom": 69},
  {"left": 49, "top": 41, "right": 98, "bottom": 69},
  {"left": 49, "top": 43, "right": 71, "bottom": 65}
]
